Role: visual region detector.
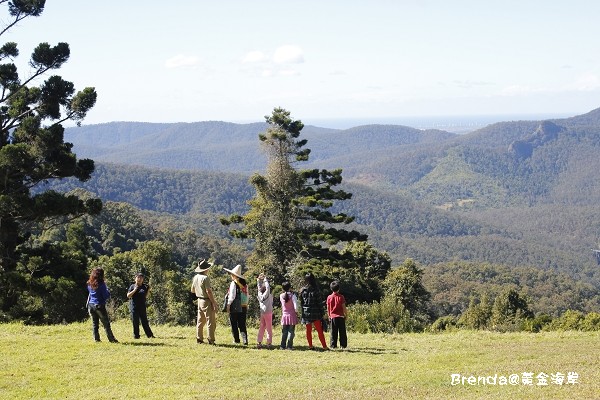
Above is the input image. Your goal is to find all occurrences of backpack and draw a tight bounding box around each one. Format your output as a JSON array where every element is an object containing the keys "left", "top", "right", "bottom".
[
  {"left": 229, "top": 284, "right": 242, "bottom": 313},
  {"left": 239, "top": 283, "right": 249, "bottom": 307}
]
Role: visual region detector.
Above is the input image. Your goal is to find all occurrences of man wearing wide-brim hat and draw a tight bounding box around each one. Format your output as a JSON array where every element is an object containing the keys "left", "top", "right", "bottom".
[{"left": 190, "top": 259, "right": 217, "bottom": 344}]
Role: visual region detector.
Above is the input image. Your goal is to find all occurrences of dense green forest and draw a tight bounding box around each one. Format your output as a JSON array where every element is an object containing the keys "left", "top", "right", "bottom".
[
  {"left": 42, "top": 159, "right": 600, "bottom": 317},
  {"left": 2, "top": 1, "right": 597, "bottom": 333},
  {"left": 48, "top": 108, "right": 600, "bottom": 325},
  {"left": 46, "top": 162, "right": 600, "bottom": 281}
]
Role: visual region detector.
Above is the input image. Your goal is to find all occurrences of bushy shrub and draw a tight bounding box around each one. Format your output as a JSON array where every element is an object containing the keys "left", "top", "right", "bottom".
[
  {"left": 346, "top": 297, "right": 425, "bottom": 333},
  {"left": 580, "top": 312, "right": 600, "bottom": 331},
  {"left": 522, "top": 314, "right": 552, "bottom": 332},
  {"left": 547, "top": 310, "right": 585, "bottom": 331},
  {"left": 546, "top": 310, "right": 600, "bottom": 331},
  {"left": 430, "top": 316, "right": 459, "bottom": 332},
  {"left": 490, "top": 288, "right": 533, "bottom": 331},
  {"left": 458, "top": 294, "right": 492, "bottom": 329}
]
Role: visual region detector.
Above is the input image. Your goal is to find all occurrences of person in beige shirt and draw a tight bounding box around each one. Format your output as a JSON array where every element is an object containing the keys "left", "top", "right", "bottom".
[{"left": 190, "top": 259, "right": 217, "bottom": 344}]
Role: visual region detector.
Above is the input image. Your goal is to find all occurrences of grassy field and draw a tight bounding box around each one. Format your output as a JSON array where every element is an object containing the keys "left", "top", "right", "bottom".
[{"left": 0, "top": 322, "right": 598, "bottom": 399}]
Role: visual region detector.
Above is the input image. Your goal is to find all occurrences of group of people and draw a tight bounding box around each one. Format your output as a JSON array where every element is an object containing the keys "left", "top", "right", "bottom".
[
  {"left": 191, "top": 260, "right": 348, "bottom": 350},
  {"left": 85, "top": 261, "right": 348, "bottom": 351},
  {"left": 86, "top": 268, "right": 154, "bottom": 343}
]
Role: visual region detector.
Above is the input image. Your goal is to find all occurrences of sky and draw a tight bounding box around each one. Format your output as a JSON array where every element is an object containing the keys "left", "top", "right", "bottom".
[{"left": 3, "top": 0, "right": 600, "bottom": 128}]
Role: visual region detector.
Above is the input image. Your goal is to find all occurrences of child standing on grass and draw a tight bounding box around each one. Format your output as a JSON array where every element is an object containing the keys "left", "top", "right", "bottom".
[
  {"left": 256, "top": 273, "right": 273, "bottom": 349},
  {"left": 279, "top": 281, "right": 298, "bottom": 350},
  {"left": 326, "top": 280, "right": 347, "bottom": 349},
  {"left": 300, "top": 273, "right": 328, "bottom": 351},
  {"left": 127, "top": 272, "right": 154, "bottom": 339}
]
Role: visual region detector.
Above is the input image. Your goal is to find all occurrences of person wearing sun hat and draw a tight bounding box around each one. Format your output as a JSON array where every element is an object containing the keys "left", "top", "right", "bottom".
[
  {"left": 191, "top": 259, "right": 217, "bottom": 344},
  {"left": 224, "top": 264, "right": 249, "bottom": 345}
]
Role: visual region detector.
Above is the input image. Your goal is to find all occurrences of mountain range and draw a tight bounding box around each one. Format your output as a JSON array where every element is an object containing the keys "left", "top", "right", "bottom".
[{"left": 59, "top": 108, "right": 600, "bottom": 290}]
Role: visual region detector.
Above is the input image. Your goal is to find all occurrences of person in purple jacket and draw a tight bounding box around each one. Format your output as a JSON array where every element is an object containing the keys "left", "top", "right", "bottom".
[{"left": 86, "top": 268, "right": 118, "bottom": 343}]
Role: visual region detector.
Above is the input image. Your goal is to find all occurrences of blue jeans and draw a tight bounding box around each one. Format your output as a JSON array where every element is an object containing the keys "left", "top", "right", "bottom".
[
  {"left": 88, "top": 303, "right": 117, "bottom": 342},
  {"left": 280, "top": 324, "right": 296, "bottom": 349}
]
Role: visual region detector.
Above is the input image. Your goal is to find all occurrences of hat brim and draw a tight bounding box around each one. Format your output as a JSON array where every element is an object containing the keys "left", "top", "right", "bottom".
[
  {"left": 223, "top": 267, "right": 244, "bottom": 279},
  {"left": 194, "top": 260, "right": 212, "bottom": 273}
]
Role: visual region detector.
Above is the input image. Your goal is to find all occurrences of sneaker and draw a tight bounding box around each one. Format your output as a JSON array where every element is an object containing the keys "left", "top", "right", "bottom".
[
  {"left": 197, "top": 338, "right": 204, "bottom": 344},
  {"left": 256, "top": 343, "right": 263, "bottom": 349},
  {"left": 109, "top": 338, "right": 119, "bottom": 343}
]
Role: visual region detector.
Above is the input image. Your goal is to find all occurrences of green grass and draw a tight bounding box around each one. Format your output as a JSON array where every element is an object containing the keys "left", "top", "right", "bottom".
[{"left": 0, "top": 322, "right": 598, "bottom": 399}]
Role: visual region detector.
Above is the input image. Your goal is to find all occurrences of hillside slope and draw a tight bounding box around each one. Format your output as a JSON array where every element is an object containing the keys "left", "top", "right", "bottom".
[{"left": 65, "top": 108, "right": 600, "bottom": 209}]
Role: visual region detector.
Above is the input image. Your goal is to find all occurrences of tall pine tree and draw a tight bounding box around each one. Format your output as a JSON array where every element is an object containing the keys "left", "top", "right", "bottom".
[
  {"left": 0, "top": 1, "right": 100, "bottom": 315},
  {"left": 221, "top": 108, "right": 369, "bottom": 288}
]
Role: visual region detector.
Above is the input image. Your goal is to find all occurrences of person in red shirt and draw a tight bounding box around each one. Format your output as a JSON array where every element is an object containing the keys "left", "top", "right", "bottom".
[{"left": 326, "top": 280, "right": 348, "bottom": 349}]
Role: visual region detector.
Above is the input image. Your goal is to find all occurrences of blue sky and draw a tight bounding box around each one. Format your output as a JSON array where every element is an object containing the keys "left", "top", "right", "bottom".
[{"left": 4, "top": 0, "right": 600, "bottom": 126}]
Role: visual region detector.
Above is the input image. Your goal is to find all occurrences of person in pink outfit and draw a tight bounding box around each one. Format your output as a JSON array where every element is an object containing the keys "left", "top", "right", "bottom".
[
  {"left": 279, "top": 281, "right": 299, "bottom": 350},
  {"left": 256, "top": 273, "right": 273, "bottom": 349}
]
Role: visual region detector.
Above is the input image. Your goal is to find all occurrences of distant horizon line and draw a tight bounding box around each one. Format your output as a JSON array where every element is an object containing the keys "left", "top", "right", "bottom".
[
  {"left": 299, "top": 112, "right": 576, "bottom": 132},
  {"left": 76, "top": 111, "right": 581, "bottom": 134}
]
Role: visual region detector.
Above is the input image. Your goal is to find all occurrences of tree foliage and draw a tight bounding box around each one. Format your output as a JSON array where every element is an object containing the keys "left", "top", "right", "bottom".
[
  {"left": 382, "top": 258, "right": 431, "bottom": 323},
  {"left": 0, "top": 1, "right": 100, "bottom": 317},
  {"left": 221, "top": 108, "right": 380, "bottom": 299}
]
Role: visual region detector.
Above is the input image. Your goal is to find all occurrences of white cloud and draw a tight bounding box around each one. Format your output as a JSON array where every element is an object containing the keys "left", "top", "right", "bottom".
[
  {"left": 242, "top": 51, "right": 267, "bottom": 64},
  {"left": 570, "top": 73, "right": 600, "bottom": 91},
  {"left": 500, "top": 74, "right": 600, "bottom": 97},
  {"left": 500, "top": 85, "right": 534, "bottom": 96},
  {"left": 453, "top": 80, "right": 493, "bottom": 89},
  {"left": 273, "top": 45, "right": 304, "bottom": 64},
  {"left": 279, "top": 69, "right": 300, "bottom": 77},
  {"left": 165, "top": 54, "right": 201, "bottom": 69}
]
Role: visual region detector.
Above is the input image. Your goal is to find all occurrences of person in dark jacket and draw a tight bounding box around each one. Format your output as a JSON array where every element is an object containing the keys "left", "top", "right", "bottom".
[
  {"left": 127, "top": 272, "right": 154, "bottom": 339},
  {"left": 224, "top": 264, "right": 249, "bottom": 345},
  {"left": 86, "top": 268, "right": 118, "bottom": 343},
  {"left": 300, "top": 272, "right": 328, "bottom": 351}
]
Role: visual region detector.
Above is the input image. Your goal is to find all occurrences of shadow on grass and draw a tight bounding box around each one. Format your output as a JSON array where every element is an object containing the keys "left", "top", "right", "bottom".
[
  {"left": 199, "top": 343, "right": 407, "bottom": 355},
  {"left": 337, "top": 347, "right": 408, "bottom": 355},
  {"left": 122, "top": 341, "right": 173, "bottom": 347}
]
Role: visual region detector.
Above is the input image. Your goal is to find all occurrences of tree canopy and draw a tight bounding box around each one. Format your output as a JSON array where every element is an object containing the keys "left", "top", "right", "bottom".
[
  {"left": 0, "top": 0, "right": 100, "bottom": 316},
  {"left": 221, "top": 108, "right": 388, "bottom": 299}
]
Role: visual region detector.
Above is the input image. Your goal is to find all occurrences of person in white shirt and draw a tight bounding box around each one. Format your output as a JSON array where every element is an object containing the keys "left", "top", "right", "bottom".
[{"left": 256, "top": 273, "right": 273, "bottom": 349}]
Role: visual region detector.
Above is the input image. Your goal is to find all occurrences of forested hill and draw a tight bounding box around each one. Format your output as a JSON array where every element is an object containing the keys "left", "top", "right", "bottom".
[
  {"left": 65, "top": 108, "right": 600, "bottom": 209},
  {"left": 64, "top": 121, "right": 455, "bottom": 174},
  {"left": 55, "top": 108, "right": 600, "bottom": 290},
  {"left": 48, "top": 161, "right": 600, "bottom": 289}
]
